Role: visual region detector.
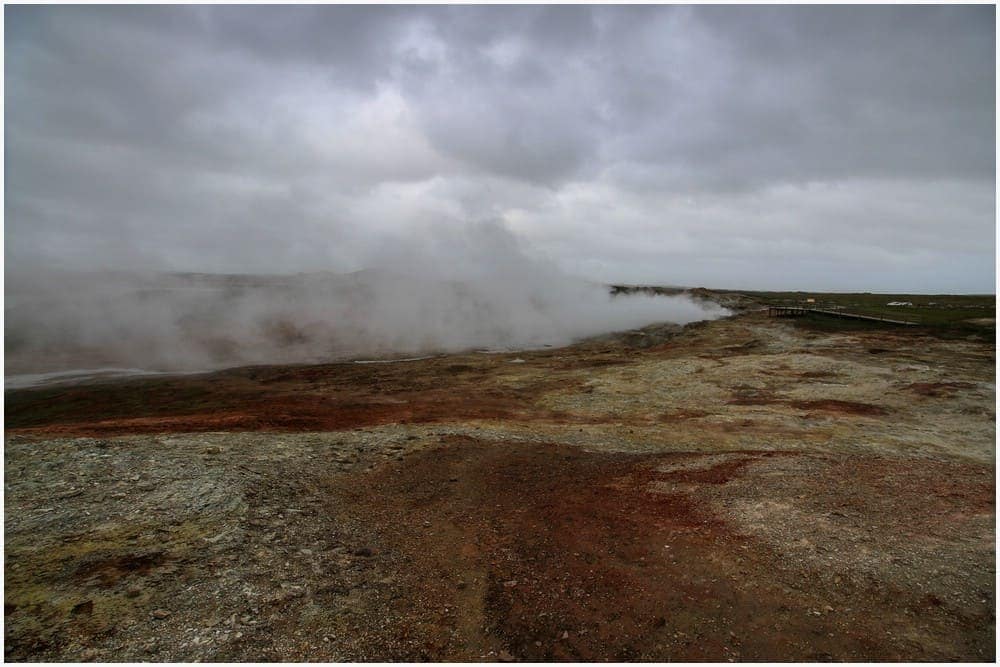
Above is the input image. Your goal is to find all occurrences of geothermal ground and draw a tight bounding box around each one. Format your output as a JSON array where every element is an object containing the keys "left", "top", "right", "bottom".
[{"left": 4, "top": 297, "right": 995, "bottom": 661}]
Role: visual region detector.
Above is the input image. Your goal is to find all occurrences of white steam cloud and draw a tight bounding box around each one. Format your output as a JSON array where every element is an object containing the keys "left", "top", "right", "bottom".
[{"left": 5, "top": 221, "right": 728, "bottom": 379}]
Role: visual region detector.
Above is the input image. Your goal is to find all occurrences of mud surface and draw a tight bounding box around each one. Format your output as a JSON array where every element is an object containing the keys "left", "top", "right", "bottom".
[{"left": 5, "top": 311, "right": 995, "bottom": 661}]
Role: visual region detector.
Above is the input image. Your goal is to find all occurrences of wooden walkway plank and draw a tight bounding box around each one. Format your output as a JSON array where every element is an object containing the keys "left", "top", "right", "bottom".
[{"left": 767, "top": 306, "right": 916, "bottom": 326}]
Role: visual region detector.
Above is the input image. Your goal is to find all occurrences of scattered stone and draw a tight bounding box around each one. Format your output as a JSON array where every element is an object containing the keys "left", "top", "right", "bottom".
[
  {"left": 151, "top": 609, "right": 171, "bottom": 620},
  {"left": 4, "top": 308, "right": 995, "bottom": 662},
  {"left": 498, "top": 649, "right": 515, "bottom": 662},
  {"left": 71, "top": 600, "right": 93, "bottom": 616}
]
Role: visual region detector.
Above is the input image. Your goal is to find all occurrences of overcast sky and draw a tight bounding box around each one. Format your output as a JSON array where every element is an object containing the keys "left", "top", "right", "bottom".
[{"left": 5, "top": 5, "right": 996, "bottom": 292}]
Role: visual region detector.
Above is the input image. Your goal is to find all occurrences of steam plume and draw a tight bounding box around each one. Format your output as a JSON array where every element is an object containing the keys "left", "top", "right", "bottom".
[{"left": 5, "top": 221, "right": 727, "bottom": 380}]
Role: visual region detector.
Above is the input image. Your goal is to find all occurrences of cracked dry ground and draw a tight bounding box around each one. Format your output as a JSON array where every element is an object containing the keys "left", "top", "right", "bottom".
[{"left": 5, "top": 312, "right": 995, "bottom": 661}]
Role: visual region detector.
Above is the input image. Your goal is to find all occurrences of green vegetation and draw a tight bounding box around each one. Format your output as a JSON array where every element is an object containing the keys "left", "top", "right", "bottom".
[{"left": 730, "top": 290, "right": 994, "bottom": 338}]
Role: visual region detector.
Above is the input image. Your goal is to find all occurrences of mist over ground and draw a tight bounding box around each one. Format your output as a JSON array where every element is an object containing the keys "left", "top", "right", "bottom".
[
  {"left": 5, "top": 222, "right": 727, "bottom": 379},
  {"left": 9, "top": 6, "right": 990, "bottom": 382}
]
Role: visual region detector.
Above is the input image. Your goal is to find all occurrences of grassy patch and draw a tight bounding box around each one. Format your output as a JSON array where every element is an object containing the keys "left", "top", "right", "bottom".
[
  {"left": 789, "top": 313, "right": 901, "bottom": 333},
  {"left": 702, "top": 290, "right": 994, "bottom": 340},
  {"left": 735, "top": 291, "right": 994, "bottom": 326}
]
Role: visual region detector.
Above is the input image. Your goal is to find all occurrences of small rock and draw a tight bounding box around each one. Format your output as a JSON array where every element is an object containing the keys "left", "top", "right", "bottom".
[
  {"left": 80, "top": 648, "right": 100, "bottom": 661},
  {"left": 503, "top": 580, "right": 518, "bottom": 588},
  {"left": 561, "top": 631, "right": 569, "bottom": 640},
  {"left": 125, "top": 585, "right": 143, "bottom": 598},
  {"left": 352, "top": 547, "right": 374, "bottom": 558},
  {"left": 456, "top": 580, "right": 467, "bottom": 590},
  {"left": 498, "top": 649, "right": 515, "bottom": 662},
  {"left": 71, "top": 600, "right": 94, "bottom": 616},
  {"left": 151, "top": 609, "right": 171, "bottom": 619}
]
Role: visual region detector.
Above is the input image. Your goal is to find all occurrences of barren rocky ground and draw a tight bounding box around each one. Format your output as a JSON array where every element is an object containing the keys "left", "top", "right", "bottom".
[{"left": 4, "top": 308, "right": 995, "bottom": 661}]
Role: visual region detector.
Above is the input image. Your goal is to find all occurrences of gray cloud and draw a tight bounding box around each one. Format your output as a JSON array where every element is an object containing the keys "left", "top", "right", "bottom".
[{"left": 5, "top": 4, "right": 995, "bottom": 291}]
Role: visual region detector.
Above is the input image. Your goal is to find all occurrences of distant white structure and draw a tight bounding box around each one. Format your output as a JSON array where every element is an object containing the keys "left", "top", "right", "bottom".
[
  {"left": 886, "top": 301, "right": 913, "bottom": 307},
  {"left": 805, "top": 298, "right": 816, "bottom": 303}
]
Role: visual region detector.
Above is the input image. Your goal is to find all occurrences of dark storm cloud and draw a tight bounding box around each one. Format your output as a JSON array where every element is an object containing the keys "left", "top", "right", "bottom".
[{"left": 4, "top": 4, "right": 995, "bottom": 290}]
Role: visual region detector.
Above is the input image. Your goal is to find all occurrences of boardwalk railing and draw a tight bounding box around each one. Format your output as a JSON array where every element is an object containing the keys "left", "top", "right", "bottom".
[{"left": 767, "top": 306, "right": 916, "bottom": 326}]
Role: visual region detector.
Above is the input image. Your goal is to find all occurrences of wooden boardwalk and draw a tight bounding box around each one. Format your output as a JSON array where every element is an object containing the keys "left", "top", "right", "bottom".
[{"left": 767, "top": 306, "right": 917, "bottom": 326}]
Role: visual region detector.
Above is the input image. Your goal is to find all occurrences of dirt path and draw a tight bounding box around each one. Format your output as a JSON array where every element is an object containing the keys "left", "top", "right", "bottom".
[{"left": 323, "top": 438, "right": 992, "bottom": 661}]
